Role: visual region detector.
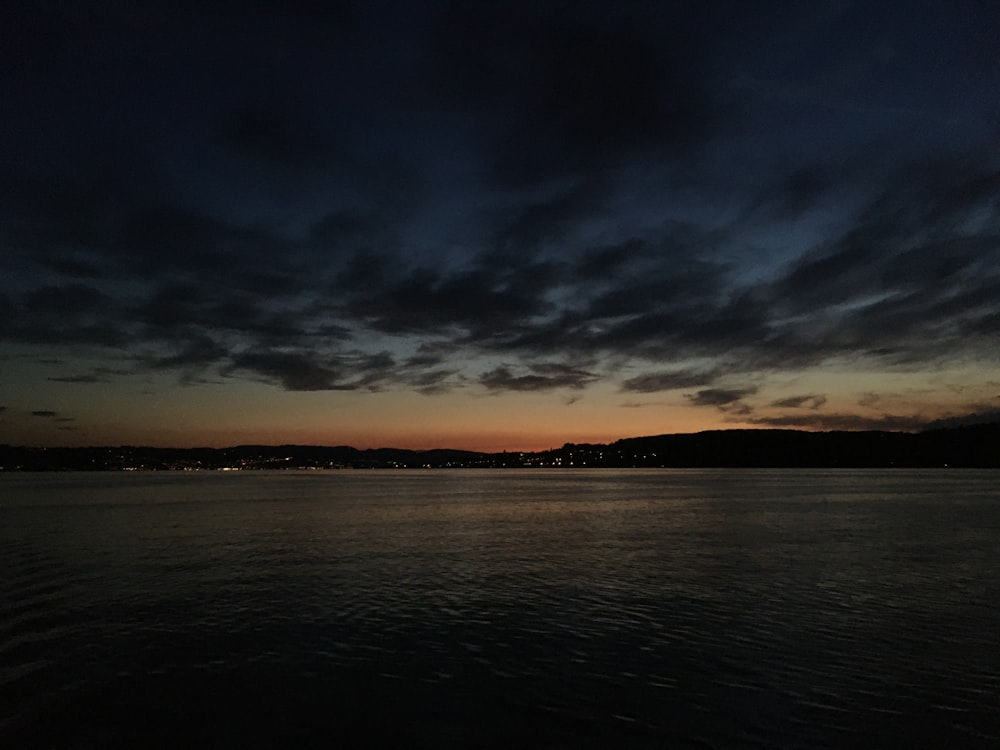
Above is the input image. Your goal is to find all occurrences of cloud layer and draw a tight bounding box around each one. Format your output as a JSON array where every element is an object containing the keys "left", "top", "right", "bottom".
[{"left": 2, "top": 1, "right": 999, "bottom": 438}]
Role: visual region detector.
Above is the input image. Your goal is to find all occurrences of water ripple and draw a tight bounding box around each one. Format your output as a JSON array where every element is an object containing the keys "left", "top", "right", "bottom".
[{"left": 2, "top": 469, "right": 999, "bottom": 747}]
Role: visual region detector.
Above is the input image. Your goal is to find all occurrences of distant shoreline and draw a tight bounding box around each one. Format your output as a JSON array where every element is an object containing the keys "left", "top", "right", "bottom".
[{"left": 2, "top": 424, "right": 998, "bottom": 470}]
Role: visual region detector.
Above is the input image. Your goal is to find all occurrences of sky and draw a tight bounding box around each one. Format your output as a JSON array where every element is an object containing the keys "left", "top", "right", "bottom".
[{"left": 2, "top": 0, "right": 999, "bottom": 451}]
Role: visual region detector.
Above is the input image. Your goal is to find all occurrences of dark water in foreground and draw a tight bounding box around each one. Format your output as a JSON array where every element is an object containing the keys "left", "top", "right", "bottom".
[{"left": 2, "top": 469, "right": 999, "bottom": 748}]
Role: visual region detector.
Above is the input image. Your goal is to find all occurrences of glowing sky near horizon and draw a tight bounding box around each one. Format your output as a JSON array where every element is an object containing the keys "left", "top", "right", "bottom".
[{"left": 2, "top": 1, "right": 999, "bottom": 450}]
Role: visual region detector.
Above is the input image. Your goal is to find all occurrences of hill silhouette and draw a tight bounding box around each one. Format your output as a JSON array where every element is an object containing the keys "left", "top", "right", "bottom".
[{"left": 1, "top": 423, "right": 997, "bottom": 470}]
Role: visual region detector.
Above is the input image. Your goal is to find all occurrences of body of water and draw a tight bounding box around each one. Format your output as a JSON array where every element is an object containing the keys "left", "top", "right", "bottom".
[{"left": 2, "top": 469, "right": 999, "bottom": 747}]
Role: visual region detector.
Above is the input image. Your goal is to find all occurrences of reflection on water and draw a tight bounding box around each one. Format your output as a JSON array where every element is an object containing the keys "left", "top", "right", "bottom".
[{"left": 2, "top": 469, "right": 999, "bottom": 748}]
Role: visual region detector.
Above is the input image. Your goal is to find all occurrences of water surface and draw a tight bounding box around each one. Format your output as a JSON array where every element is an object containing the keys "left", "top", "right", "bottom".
[{"left": 2, "top": 469, "right": 999, "bottom": 747}]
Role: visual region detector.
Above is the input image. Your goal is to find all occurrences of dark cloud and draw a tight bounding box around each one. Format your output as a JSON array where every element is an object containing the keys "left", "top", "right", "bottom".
[
  {"left": 39, "top": 255, "right": 105, "bottom": 279},
  {"left": 4, "top": 283, "right": 128, "bottom": 347},
  {"left": 5, "top": 143, "right": 999, "bottom": 400},
  {"left": 1, "top": 0, "right": 998, "bottom": 421},
  {"left": 575, "top": 239, "right": 647, "bottom": 282},
  {"left": 771, "top": 394, "right": 827, "bottom": 410},
  {"left": 350, "top": 352, "right": 397, "bottom": 391},
  {"left": 724, "top": 150, "right": 1000, "bottom": 376},
  {"left": 403, "top": 353, "right": 447, "bottom": 369},
  {"left": 207, "top": 0, "right": 363, "bottom": 31},
  {"left": 227, "top": 351, "right": 354, "bottom": 392},
  {"left": 742, "top": 165, "right": 841, "bottom": 222},
  {"left": 494, "top": 179, "right": 606, "bottom": 251},
  {"left": 218, "top": 97, "right": 335, "bottom": 167},
  {"left": 621, "top": 369, "right": 719, "bottom": 393},
  {"left": 402, "top": 368, "right": 461, "bottom": 396},
  {"left": 0, "top": 176, "right": 129, "bottom": 261},
  {"left": 148, "top": 336, "right": 230, "bottom": 372},
  {"left": 480, "top": 364, "right": 597, "bottom": 392},
  {"left": 344, "top": 263, "right": 557, "bottom": 337},
  {"left": 0, "top": 172, "right": 307, "bottom": 291},
  {"left": 500, "top": 25, "right": 705, "bottom": 182},
  {"left": 686, "top": 388, "right": 757, "bottom": 408},
  {"left": 772, "top": 153, "right": 1000, "bottom": 317},
  {"left": 586, "top": 262, "right": 724, "bottom": 321},
  {"left": 121, "top": 208, "right": 287, "bottom": 277},
  {"left": 224, "top": 348, "right": 414, "bottom": 393},
  {"left": 748, "top": 413, "right": 929, "bottom": 432},
  {"left": 429, "top": 1, "right": 714, "bottom": 185},
  {"left": 310, "top": 209, "right": 390, "bottom": 252},
  {"left": 47, "top": 366, "right": 132, "bottom": 385},
  {"left": 394, "top": 353, "right": 460, "bottom": 394},
  {"left": 472, "top": 229, "right": 741, "bottom": 363},
  {"left": 134, "top": 281, "right": 313, "bottom": 351},
  {"left": 48, "top": 374, "right": 104, "bottom": 384},
  {"left": 923, "top": 409, "right": 1000, "bottom": 431},
  {"left": 858, "top": 393, "right": 883, "bottom": 408},
  {"left": 24, "top": 284, "right": 111, "bottom": 316},
  {"left": 31, "top": 410, "right": 58, "bottom": 418}
]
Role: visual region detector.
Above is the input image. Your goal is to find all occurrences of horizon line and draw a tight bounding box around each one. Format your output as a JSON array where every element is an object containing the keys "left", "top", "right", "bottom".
[{"left": 7, "top": 421, "right": 997, "bottom": 454}]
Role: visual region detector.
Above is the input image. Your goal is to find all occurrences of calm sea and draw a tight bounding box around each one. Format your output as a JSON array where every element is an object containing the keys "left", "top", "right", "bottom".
[{"left": 2, "top": 469, "right": 999, "bottom": 748}]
